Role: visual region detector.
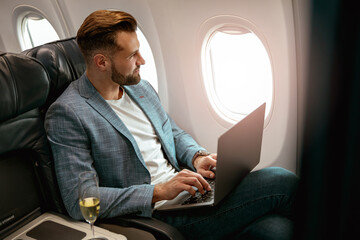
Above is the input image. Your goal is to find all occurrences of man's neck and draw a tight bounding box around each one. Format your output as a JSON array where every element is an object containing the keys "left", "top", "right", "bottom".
[{"left": 86, "top": 70, "right": 123, "bottom": 100}]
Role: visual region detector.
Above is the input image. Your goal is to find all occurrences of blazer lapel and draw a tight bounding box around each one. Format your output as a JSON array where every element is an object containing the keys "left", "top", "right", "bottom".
[
  {"left": 125, "top": 88, "right": 163, "bottom": 135},
  {"left": 125, "top": 83, "right": 181, "bottom": 170},
  {"left": 77, "top": 74, "right": 147, "bottom": 168}
]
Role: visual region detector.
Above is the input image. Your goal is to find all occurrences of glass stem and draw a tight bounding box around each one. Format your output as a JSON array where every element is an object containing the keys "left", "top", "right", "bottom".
[{"left": 91, "top": 223, "right": 95, "bottom": 238}]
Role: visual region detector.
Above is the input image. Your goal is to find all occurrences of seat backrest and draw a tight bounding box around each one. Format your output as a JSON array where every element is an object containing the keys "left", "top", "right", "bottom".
[
  {"left": 20, "top": 37, "right": 86, "bottom": 214},
  {"left": 0, "top": 52, "right": 66, "bottom": 238},
  {"left": 23, "top": 37, "right": 86, "bottom": 115}
]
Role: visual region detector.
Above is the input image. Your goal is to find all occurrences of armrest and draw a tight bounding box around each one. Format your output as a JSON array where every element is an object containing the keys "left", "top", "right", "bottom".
[{"left": 97, "top": 216, "right": 185, "bottom": 240}]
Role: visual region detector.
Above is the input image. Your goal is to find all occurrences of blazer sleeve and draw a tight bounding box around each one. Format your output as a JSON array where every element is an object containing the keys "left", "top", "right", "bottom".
[
  {"left": 168, "top": 115, "right": 207, "bottom": 171},
  {"left": 45, "top": 101, "right": 155, "bottom": 220}
]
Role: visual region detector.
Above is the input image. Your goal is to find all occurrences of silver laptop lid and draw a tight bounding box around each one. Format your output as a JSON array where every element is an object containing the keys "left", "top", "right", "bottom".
[{"left": 214, "top": 103, "right": 266, "bottom": 205}]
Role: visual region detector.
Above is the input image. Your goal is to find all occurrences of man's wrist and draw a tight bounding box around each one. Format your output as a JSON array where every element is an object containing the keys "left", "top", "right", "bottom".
[
  {"left": 152, "top": 184, "right": 163, "bottom": 203},
  {"left": 192, "top": 150, "right": 210, "bottom": 165}
]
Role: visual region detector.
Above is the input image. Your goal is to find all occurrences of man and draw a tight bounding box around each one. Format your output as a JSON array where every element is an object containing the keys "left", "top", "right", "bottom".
[{"left": 46, "top": 10, "right": 298, "bottom": 239}]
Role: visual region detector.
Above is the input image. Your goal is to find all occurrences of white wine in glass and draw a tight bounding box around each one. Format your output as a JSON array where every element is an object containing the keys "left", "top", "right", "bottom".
[{"left": 78, "top": 171, "right": 107, "bottom": 240}]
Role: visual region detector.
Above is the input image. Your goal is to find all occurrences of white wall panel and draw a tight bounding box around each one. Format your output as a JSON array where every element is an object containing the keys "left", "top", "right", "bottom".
[{"left": 147, "top": 0, "right": 298, "bottom": 173}]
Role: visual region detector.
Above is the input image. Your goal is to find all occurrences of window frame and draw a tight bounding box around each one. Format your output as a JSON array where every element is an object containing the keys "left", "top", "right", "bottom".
[
  {"left": 13, "top": 6, "right": 60, "bottom": 51},
  {"left": 199, "top": 15, "right": 274, "bottom": 127}
]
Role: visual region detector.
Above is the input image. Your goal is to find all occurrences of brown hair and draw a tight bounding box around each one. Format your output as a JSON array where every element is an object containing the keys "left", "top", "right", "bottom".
[{"left": 77, "top": 10, "right": 137, "bottom": 63}]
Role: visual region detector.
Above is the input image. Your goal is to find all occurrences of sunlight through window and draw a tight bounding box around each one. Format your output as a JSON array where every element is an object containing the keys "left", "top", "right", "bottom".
[
  {"left": 137, "top": 29, "right": 158, "bottom": 92},
  {"left": 203, "top": 28, "right": 273, "bottom": 122}
]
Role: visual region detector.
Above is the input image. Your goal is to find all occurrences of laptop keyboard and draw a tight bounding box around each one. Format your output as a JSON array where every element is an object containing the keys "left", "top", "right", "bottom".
[{"left": 182, "top": 178, "right": 216, "bottom": 205}]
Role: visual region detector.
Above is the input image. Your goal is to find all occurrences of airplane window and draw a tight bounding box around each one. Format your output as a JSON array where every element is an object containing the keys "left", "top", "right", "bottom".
[
  {"left": 136, "top": 29, "right": 158, "bottom": 92},
  {"left": 202, "top": 27, "right": 273, "bottom": 122},
  {"left": 19, "top": 14, "right": 59, "bottom": 50}
]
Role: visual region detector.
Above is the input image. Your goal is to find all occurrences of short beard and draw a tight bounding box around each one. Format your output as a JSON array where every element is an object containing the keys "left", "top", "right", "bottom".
[{"left": 111, "top": 62, "right": 140, "bottom": 86}]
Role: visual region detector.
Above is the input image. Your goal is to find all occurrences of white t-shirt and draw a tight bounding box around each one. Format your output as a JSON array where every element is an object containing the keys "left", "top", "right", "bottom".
[{"left": 106, "top": 89, "right": 177, "bottom": 208}]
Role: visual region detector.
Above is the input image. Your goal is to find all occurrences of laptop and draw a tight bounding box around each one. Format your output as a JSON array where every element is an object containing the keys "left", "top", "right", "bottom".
[{"left": 157, "top": 102, "right": 266, "bottom": 211}]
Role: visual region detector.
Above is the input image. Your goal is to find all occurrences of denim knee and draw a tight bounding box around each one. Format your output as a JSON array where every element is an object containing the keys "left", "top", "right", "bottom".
[{"left": 256, "top": 167, "right": 299, "bottom": 188}]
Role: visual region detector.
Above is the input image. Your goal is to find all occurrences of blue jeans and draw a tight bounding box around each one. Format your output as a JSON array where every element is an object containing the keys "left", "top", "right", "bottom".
[{"left": 153, "top": 167, "right": 298, "bottom": 240}]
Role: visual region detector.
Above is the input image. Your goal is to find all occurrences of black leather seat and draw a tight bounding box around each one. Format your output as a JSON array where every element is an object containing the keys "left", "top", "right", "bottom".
[
  {"left": 0, "top": 51, "right": 61, "bottom": 238},
  {"left": 23, "top": 38, "right": 185, "bottom": 240},
  {"left": 23, "top": 37, "right": 86, "bottom": 117}
]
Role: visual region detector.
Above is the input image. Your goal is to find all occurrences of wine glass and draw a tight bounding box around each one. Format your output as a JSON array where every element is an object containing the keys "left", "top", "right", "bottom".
[{"left": 78, "top": 171, "right": 107, "bottom": 240}]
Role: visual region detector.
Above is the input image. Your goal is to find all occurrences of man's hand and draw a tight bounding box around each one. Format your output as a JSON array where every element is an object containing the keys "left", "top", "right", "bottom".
[
  {"left": 193, "top": 153, "right": 217, "bottom": 179},
  {"left": 152, "top": 169, "right": 211, "bottom": 203}
]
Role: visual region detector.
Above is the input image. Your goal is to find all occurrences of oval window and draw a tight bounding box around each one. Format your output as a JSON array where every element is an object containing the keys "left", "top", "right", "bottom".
[
  {"left": 202, "top": 25, "right": 273, "bottom": 122},
  {"left": 19, "top": 13, "right": 60, "bottom": 50}
]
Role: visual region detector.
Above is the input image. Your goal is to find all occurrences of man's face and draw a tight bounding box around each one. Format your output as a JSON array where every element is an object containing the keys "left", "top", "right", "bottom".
[{"left": 110, "top": 31, "right": 145, "bottom": 86}]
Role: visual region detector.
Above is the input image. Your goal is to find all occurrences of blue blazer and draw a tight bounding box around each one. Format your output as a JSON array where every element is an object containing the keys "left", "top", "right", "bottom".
[{"left": 45, "top": 74, "right": 205, "bottom": 219}]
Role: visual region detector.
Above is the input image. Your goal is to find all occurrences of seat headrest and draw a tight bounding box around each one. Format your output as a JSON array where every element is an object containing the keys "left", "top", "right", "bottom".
[
  {"left": 0, "top": 52, "right": 49, "bottom": 122},
  {"left": 23, "top": 37, "right": 86, "bottom": 113}
]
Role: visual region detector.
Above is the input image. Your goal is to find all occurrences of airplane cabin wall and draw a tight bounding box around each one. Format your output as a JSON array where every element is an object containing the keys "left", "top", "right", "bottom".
[
  {"left": 0, "top": 0, "right": 311, "bottom": 174},
  {"left": 0, "top": 0, "right": 69, "bottom": 53},
  {"left": 146, "top": 0, "right": 301, "bottom": 173}
]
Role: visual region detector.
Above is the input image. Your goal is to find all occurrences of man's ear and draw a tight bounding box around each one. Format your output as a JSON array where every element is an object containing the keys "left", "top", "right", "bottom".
[{"left": 93, "top": 54, "right": 109, "bottom": 71}]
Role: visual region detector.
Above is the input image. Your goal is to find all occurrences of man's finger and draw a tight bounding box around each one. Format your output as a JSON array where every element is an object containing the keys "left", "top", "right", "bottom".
[{"left": 198, "top": 169, "right": 215, "bottom": 180}]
